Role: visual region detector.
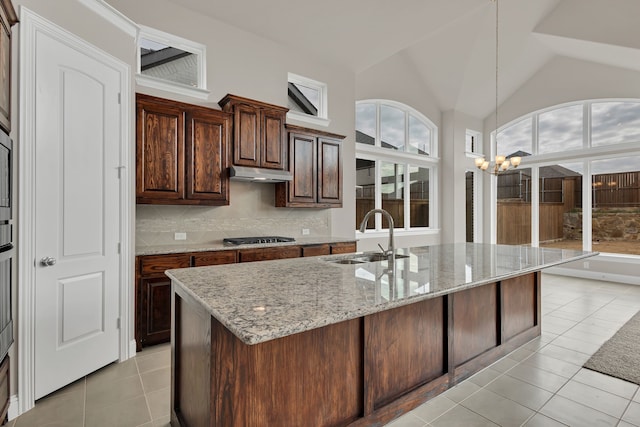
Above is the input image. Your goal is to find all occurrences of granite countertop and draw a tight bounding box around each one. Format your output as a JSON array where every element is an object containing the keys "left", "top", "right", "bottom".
[
  {"left": 136, "top": 236, "right": 356, "bottom": 256},
  {"left": 166, "top": 243, "right": 597, "bottom": 345}
]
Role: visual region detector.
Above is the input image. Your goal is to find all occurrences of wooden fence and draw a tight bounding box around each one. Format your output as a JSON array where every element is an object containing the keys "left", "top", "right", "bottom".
[
  {"left": 356, "top": 198, "right": 429, "bottom": 229},
  {"left": 497, "top": 201, "right": 565, "bottom": 245}
]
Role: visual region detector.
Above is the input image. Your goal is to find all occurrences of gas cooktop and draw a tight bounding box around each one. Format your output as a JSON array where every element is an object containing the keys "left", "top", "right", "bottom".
[{"left": 223, "top": 236, "right": 295, "bottom": 245}]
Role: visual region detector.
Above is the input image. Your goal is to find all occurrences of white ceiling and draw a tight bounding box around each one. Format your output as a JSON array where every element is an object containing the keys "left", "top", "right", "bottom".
[{"left": 163, "top": 0, "right": 640, "bottom": 119}]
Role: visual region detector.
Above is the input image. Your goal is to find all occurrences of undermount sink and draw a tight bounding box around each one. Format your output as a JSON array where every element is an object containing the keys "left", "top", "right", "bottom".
[{"left": 329, "top": 252, "right": 409, "bottom": 264}]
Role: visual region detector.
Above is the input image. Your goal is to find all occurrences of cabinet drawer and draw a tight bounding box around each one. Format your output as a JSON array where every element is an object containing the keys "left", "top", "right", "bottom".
[
  {"left": 192, "top": 250, "right": 237, "bottom": 267},
  {"left": 238, "top": 246, "right": 301, "bottom": 262},
  {"left": 139, "top": 254, "right": 191, "bottom": 276},
  {"left": 301, "top": 244, "right": 330, "bottom": 257},
  {"left": 330, "top": 242, "right": 357, "bottom": 254}
]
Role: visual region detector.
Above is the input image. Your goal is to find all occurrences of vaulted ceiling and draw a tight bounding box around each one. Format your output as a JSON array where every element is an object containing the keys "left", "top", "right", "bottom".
[{"left": 162, "top": 0, "right": 640, "bottom": 118}]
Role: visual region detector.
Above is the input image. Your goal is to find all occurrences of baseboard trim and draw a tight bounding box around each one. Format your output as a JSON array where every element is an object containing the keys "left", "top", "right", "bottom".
[{"left": 7, "top": 394, "right": 19, "bottom": 420}]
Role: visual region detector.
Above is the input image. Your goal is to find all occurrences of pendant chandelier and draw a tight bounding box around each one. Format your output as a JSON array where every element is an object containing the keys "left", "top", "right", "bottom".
[{"left": 475, "top": 0, "right": 521, "bottom": 175}]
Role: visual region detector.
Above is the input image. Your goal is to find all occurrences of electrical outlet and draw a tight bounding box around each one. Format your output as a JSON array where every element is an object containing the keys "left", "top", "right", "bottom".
[
  {"left": 174, "top": 232, "right": 187, "bottom": 240},
  {"left": 301, "top": 228, "right": 310, "bottom": 235}
]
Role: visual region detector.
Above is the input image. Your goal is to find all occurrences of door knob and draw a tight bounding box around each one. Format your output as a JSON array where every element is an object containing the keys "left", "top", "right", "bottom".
[{"left": 40, "top": 256, "right": 57, "bottom": 267}]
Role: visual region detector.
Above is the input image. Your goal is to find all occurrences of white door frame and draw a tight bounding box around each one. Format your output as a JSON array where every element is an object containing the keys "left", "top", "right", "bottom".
[{"left": 17, "top": 8, "right": 132, "bottom": 414}]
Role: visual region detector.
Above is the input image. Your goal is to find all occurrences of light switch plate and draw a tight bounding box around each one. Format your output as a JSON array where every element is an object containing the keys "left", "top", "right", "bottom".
[
  {"left": 174, "top": 232, "right": 187, "bottom": 240},
  {"left": 302, "top": 228, "right": 310, "bottom": 235}
]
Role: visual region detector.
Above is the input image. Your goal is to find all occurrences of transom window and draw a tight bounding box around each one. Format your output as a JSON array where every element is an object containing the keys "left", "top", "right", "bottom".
[
  {"left": 136, "top": 25, "right": 208, "bottom": 99},
  {"left": 356, "top": 100, "right": 438, "bottom": 233},
  {"left": 287, "top": 72, "right": 329, "bottom": 127}
]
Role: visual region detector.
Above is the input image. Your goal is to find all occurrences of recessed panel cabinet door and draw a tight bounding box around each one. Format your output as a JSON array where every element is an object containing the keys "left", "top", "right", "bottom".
[
  {"left": 136, "top": 100, "right": 184, "bottom": 200},
  {"left": 233, "top": 103, "right": 260, "bottom": 167},
  {"left": 289, "top": 133, "right": 317, "bottom": 204},
  {"left": 318, "top": 137, "right": 342, "bottom": 206},
  {"left": 185, "top": 111, "right": 230, "bottom": 203},
  {"left": 261, "top": 108, "right": 286, "bottom": 170}
]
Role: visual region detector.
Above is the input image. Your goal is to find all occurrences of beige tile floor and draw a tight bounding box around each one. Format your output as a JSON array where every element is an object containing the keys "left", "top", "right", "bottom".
[{"left": 7, "top": 273, "right": 640, "bottom": 427}]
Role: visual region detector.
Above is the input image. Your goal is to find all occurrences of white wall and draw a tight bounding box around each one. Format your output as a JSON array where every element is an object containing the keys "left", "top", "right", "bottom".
[{"left": 104, "top": 0, "right": 357, "bottom": 243}]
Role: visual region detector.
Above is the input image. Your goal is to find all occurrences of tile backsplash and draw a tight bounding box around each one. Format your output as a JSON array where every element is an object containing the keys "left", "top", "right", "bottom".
[{"left": 135, "top": 182, "right": 331, "bottom": 247}]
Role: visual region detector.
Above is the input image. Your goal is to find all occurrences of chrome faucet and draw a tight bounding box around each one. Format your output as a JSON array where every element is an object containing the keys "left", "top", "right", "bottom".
[{"left": 359, "top": 208, "right": 395, "bottom": 261}]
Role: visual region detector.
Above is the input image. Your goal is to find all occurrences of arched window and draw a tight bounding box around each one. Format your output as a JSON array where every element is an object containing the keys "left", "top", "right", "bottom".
[
  {"left": 355, "top": 100, "right": 438, "bottom": 232},
  {"left": 494, "top": 99, "right": 640, "bottom": 256}
]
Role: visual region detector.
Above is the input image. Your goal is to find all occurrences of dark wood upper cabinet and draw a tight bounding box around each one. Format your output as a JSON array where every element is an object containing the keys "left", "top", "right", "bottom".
[
  {"left": 0, "top": 0, "right": 17, "bottom": 133},
  {"left": 136, "top": 94, "right": 231, "bottom": 205},
  {"left": 218, "top": 94, "right": 288, "bottom": 170},
  {"left": 185, "top": 109, "right": 230, "bottom": 203},
  {"left": 276, "top": 125, "right": 345, "bottom": 208}
]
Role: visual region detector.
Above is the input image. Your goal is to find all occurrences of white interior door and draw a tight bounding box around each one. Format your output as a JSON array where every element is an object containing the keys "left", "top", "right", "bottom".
[{"left": 33, "top": 27, "right": 122, "bottom": 399}]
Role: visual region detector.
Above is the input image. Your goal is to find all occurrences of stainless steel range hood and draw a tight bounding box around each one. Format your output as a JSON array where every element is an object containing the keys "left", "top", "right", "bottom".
[{"left": 229, "top": 165, "right": 293, "bottom": 183}]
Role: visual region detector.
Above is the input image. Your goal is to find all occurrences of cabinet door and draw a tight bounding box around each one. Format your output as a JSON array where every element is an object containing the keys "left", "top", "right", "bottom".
[
  {"left": 261, "top": 108, "right": 287, "bottom": 170},
  {"left": 233, "top": 103, "right": 260, "bottom": 167},
  {"left": 288, "top": 133, "right": 317, "bottom": 204},
  {"left": 136, "top": 98, "right": 184, "bottom": 202},
  {"left": 238, "top": 246, "right": 301, "bottom": 262},
  {"left": 185, "top": 110, "right": 230, "bottom": 204},
  {"left": 139, "top": 277, "right": 172, "bottom": 347},
  {"left": 317, "top": 137, "right": 342, "bottom": 206}
]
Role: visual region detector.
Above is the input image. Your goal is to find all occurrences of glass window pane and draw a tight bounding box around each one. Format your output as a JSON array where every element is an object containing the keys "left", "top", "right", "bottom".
[
  {"left": 381, "top": 162, "right": 404, "bottom": 228},
  {"left": 591, "top": 156, "right": 640, "bottom": 255},
  {"left": 466, "top": 171, "right": 474, "bottom": 242},
  {"left": 496, "top": 117, "right": 532, "bottom": 158},
  {"left": 356, "top": 103, "right": 376, "bottom": 145},
  {"left": 592, "top": 102, "right": 640, "bottom": 147},
  {"left": 380, "top": 105, "right": 405, "bottom": 151},
  {"left": 538, "top": 162, "right": 584, "bottom": 251},
  {"left": 496, "top": 168, "right": 532, "bottom": 245},
  {"left": 409, "top": 166, "right": 429, "bottom": 227},
  {"left": 287, "top": 82, "right": 320, "bottom": 116},
  {"left": 408, "top": 115, "right": 430, "bottom": 155},
  {"left": 539, "top": 105, "right": 583, "bottom": 154},
  {"left": 140, "top": 38, "right": 197, "bottom": 87},
  {"left": 356, "top": 158, "right": 376, "bottom": 229}
]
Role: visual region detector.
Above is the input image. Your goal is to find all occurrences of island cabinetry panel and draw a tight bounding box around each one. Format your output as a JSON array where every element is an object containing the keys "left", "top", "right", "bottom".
[
  {"left": 364, "top": 297, "right": 445, "bottom": 411},
  {"left": 501, "top": 273, "right": 539, "bottom": 342},
  {"left": 218, "top": 94, "right": 288, "bottom": 170},
  {"left": 451, "top": 283, "right": 498, "bottom": 367},
  {"left": 238, "top": 245, "right": 301, "bottom": 262},
  {"left": 275, "top": 125, "right": 345, "bottom": 208},
  {"left": 136, "top": 94, "right": 231, "bottom": 205},
  {"left": 171, "top": 271, "right": 541, "bottom": 426},
  {"left": 173, "top": 286, "right": 363, "bottom": 427}
]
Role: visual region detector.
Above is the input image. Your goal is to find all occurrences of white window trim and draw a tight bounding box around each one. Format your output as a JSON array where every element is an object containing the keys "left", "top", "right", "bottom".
[
  {"left": 286, "top": 72, "right": 330, "bottom": 127},
  {"left": 136, "top": 25, "right": 209, "bottom": 100},
  {"left": 356, "top": 99, "right": 439, "bottom": 234},
  {"left": 491, "top": 98, "right": 640, "bottom": 256}
]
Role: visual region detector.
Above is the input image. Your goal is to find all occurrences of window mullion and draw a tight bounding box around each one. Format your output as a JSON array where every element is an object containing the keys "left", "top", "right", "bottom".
[{"left": 404, "top": 163, "right": 410, "bottom": 230}]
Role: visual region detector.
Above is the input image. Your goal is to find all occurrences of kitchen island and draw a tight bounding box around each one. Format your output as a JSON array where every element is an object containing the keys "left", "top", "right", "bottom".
[{"left": 166, "top": 243, "right": 595, "bottom": 427}]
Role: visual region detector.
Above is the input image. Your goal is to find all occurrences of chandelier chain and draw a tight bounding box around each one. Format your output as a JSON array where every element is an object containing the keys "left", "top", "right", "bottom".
[{"left": 495, "top": 0, "right": 499, "bottom": 148}]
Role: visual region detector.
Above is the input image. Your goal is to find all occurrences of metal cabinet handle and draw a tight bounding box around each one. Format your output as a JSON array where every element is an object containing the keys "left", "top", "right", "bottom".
[{"left": 40, "top": 256, "right": 57, "bottom": 267}]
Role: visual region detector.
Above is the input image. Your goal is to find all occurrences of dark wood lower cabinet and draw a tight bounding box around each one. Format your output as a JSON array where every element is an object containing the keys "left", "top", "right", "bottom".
[
  {"left": 136, "top": 242, "right": 356, "bottom": 350},
  {"left": 0, "top": 356, "right": 8, "bottom": 424},
  {"left": 171, "top": 271, "right": 541, "bottom": 427}
]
